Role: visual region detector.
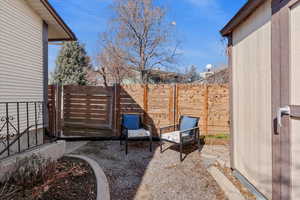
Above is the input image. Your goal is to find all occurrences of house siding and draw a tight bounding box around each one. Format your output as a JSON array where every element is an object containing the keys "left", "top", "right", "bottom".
[
  {"left": 232, "top": 0, "right": 272, "bottom": 198},
  {"left": 0, "top": 0, "right": 44, "bottom": 137},
  {"left": 290, "top": 2, "right": 300, "bottom": 199}
]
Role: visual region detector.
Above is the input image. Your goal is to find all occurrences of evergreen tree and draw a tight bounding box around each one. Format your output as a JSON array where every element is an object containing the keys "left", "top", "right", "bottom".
[{"left": 52, "top": 41, "right": 91, "bottom": 85}]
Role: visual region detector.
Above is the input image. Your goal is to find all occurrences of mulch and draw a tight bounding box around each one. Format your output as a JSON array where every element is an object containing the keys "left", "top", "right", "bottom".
[{"left": 0, "top": 157, "right": 97, "bottom": 200}]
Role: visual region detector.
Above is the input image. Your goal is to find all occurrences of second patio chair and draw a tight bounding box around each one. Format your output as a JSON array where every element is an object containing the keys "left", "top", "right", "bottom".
[
  {"left": 159, "top": 116, "right": 200, "bottom": 161},
  {"left": 120, "top": 114, "right": 153, "bottom": 155}
]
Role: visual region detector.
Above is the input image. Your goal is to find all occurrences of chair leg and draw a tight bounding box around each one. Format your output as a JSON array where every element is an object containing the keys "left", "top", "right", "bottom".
[
  {"left": 197, "top": 136, "right": 201, "bottom": 152},
  {"left": 197, "top": 131, "right": 201, "bottom": 152},
  {"left": 180, "top": 142, "right": 183, "bottom": 162},
  {"left": 160, "top": 139, "right": 163, "bottom": 153},
  {"left": 149, "top": 137, "right": 153, "bottom": 152},
  {"left": 125, "top": 137, "right": 128, "bottom": 155}
]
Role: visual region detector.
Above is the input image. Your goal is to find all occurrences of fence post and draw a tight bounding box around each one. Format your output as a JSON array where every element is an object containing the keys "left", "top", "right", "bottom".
[
  {"left": 56, "top": 84, "right": 62, "bottom": 137},
  {"left": 143, "top": 84, "right": 148, "bottom": 124},
  {"left": 47, "top": 85, "right": 54, "bottom": 136},
  {"left": 203, "top": 85, "right": 209, "bottom": 135},
  {"left": 114, "top": 84, "right": 121, "bottom": 136},
  {"left": 172, "top": 84, "right": 176, "bottom": 127},
  {"left": 174, "top": 84, "right": 179, "bottom": 126}
]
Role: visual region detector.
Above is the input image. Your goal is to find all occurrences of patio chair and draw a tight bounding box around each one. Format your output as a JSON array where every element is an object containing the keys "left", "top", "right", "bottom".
[
  {"left": 159, "top": 116, "right": 200, "bottom": 161},
  {"left": 120, "top": 114, "right": 153, "bottom": 155}
]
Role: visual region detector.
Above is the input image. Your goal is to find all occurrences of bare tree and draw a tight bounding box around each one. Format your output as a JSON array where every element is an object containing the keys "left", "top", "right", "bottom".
[
  {"left": 95, "top": 41, "right": 133, "bottom": 87},
  {"left": 102, "top": 0, "right": 179, "bottom": 83}
]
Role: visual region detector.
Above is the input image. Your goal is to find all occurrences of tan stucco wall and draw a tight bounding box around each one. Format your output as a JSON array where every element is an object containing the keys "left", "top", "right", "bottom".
[
  {"left": 0, "top": 0, "right": 44, "bottom": 136},
  {"left": 232, "top": 0, "right": 272, "bottom": 198}
]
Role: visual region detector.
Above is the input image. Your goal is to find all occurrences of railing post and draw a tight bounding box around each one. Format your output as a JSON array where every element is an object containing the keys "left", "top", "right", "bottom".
[
  {"left": 26, "top": 102, "right": 30, "bottom": 149},
  {"left": 35, "top": 102, "right": 38, "bottom": 145},
  {"left": 6, "top": 103, "right": 10, "bottom": 156},
  {"left": 42, "top": 102, "right": 45, "bottom": 144},
  {"left": 17, "top": 102, "right": 20, "bottom": 152}
]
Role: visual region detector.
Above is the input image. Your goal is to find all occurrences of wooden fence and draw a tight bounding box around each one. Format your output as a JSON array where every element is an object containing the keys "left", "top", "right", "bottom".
[
  {"left": 117, "top": 84, "right": 229, "bottom": 135},
  {"left": 48, "top": 85, "right": 58, "bottom": 137},
  {"left": 48, "top": 84, "right": 229, "bottom": 137}
]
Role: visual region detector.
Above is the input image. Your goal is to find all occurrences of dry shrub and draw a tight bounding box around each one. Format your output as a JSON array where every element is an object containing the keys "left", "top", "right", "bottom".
[
  {"left": 0, "top": 154, "right": 57, "bottom": 199},
  {"left": 10, "top": 154, "right": 56, "bottom": 188}
]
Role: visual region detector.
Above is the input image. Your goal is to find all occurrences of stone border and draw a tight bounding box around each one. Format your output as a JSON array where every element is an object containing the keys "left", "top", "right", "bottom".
[
  {"left": 208, "top": 166, "right": 245, "bottom": 200},
  {"left": 67, "top": 154, "right": 110, "bottom": 200}
]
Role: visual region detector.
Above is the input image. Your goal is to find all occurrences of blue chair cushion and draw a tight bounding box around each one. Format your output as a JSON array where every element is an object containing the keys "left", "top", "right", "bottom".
[
  {"left": 179, "top": 116, "right": 198, "bottom": 134},
  {"left": 123, "top": 114, "right": 140, "bottom": 130}
]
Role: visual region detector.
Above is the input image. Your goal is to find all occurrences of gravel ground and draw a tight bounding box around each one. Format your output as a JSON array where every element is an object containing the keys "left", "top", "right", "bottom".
[
  {"left": 71, "top": 141, "right": 227, "bottom": 200},
  {"left": 200, "top": 145, "right": 230, "bottom": 168}
]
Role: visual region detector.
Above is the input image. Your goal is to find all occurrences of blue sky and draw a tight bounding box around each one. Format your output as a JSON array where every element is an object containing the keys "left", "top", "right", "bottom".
[{"left": 48, "top": 0, "right": 246, "bottom": 73}]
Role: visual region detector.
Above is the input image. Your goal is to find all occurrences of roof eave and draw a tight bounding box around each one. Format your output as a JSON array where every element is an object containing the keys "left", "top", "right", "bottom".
[
  {"left": 220, "top": 0, "right": 266, "bottom": 37},
  {"left": 41, "top": 0, "right": 77, "bottom": 41}
]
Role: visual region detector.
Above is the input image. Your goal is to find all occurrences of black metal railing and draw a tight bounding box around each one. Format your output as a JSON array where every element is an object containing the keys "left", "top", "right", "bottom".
[{"left": 0, "top": 101, "right": 46, "bottom": 159}]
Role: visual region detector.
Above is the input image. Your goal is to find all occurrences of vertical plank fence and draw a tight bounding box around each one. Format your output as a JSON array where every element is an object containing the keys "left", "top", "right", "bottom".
[
  {"left": 48, "top": 84, "right": 229, "bottom": 137},
  {"left": 118, "top": 84, "right": 229, "bottom": 136}
]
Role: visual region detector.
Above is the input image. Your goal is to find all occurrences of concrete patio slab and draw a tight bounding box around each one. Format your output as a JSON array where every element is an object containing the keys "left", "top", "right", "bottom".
[{"left": 65, "top": 141, "right": 88, "bottom": 154}]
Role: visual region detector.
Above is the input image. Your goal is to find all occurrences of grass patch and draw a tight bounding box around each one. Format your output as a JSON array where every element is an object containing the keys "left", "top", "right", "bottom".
[{"left": 204, "top": 134, "right": 229, "bottom": 140}]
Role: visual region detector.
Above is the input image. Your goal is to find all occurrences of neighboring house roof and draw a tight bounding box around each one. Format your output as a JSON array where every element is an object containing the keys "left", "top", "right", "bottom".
[
  {"left": 220, "top": 0, "right": 266, "bottom": 36},
  {"left": 26, "top": 0, "right": 76, "bottom": 41},
  {"left": 197, "top": 68, "right": 229, "bottom": 84}
]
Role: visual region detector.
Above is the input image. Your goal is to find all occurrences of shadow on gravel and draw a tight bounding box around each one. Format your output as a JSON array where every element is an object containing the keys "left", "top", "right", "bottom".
[
  {"left": 69, "top": 88, "right": 224, "bottom": 200},
  {"left": 71, "top": 140, "right": 226, "bottom": 200}
]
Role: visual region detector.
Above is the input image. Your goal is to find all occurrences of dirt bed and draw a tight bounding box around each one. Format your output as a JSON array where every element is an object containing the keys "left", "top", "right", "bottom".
[
  {"left": 72, "top": 141, "right": 227, "bottom": 200},
  {"left": 0, "top": 157, "right": 96, "bottom": 200}
]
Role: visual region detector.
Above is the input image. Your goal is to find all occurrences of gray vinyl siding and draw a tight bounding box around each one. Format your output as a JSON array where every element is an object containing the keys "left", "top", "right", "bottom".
[{"left": 0, "top": 0, "right": 44, "bottom": 137}]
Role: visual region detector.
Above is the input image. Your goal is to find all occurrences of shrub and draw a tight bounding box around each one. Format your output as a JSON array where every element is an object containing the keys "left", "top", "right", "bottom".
[{"left": 0, "top": 154, "right": 57, "bottom": 198}]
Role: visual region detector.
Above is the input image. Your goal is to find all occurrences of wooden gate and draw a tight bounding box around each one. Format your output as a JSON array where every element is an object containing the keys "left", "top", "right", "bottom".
[
  {"left": 48, "top": 85, "right": 114, "bottom": 137},
  {"left": 63, "top": 85, "right": 114, "bottom": 129}
]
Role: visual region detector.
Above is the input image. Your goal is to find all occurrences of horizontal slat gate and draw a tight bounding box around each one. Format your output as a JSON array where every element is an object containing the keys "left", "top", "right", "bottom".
[{"left": 63, "top": 85, "right": 113, "bottom": 130}]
